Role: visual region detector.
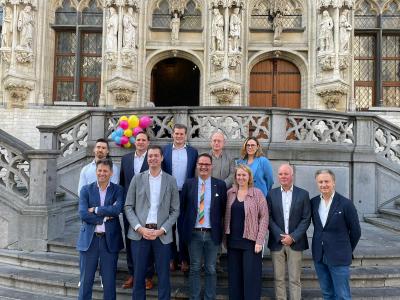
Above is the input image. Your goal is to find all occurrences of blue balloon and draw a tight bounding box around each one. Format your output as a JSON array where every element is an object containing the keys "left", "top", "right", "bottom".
[
  {"left": 111, "top": 131, "right": 117, "bottom": 140},
  {"left": 115, "top": 136, "right": 122, "bottom": 144},
  {"left": 129, "top": 137, "right": 136, "bottom": 144},
  {"left": 116, "top": 127, "right": 124, "bottom": 137}
]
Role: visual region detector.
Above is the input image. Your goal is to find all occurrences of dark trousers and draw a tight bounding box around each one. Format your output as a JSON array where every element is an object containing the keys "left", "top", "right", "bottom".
[
  {"left": 123, "top": 214, "right": 155, "bottom": 278},
  {"left": 78, "top": 235, "right": 118, "bottom": 300},
  {"left": 227, "top": 246, "right": 262, "bottom": 300},
  {"left": 171, "top": 191, "right": 189, "bottom": 264},
  {"left": 131, "top": 238, "right": 171, "bottom": 300}
]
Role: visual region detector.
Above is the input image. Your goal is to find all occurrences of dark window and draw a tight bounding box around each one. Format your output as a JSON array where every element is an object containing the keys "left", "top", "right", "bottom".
[
  {"left": 152, "top": 0, "right": 170, "bottom": 28},
  {"left": 181, "top": 0, "right": 201, "bottom": 30},
  {"left": 53, "top": 0, "right": 102, "bottom": 106},
  {"left": 0, "top": 6, "right": 3, "bottom": 35}
]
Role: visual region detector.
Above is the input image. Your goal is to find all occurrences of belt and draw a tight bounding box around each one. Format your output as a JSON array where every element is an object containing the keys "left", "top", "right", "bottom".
[
  {"left": 145, "top": 223, "right": 157, "bottom": 230},
  {"left": 193, "top": 228, "right": 211, "bottom": 232},
  {"left": 95, "top": 232, "right": 105, "bottom": 237}
]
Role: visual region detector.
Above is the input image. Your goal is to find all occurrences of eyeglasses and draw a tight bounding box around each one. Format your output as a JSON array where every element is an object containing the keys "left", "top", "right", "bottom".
[
  {"left": 197, "top": 163, "right": 212, "bottom": 167},
  {"left": 246, "top": 144, "right": 258, "bottom": 148}
]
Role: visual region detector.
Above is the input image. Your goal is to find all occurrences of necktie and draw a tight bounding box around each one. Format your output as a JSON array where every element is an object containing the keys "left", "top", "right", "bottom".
[{"left": 198, "top": 181, "right": 205, "bottom": 225}]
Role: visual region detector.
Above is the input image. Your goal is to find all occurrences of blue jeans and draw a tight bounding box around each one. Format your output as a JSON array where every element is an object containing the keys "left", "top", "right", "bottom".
[
  {"left": 314, "top": 257, "right": 351, "bottom": 300},
  {"left": 188, "top": 231, "right": 219, "bottom": 300}
]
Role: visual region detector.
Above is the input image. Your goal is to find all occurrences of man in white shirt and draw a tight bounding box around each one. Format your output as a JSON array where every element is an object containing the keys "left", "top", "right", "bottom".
[
  {"left": 267, "top": 164, "right": 311, "bottom": 300},
  {"left": 78, "top": 138, "right": 119, "bottom": 195},
  {"left": 124, "top": 145, "right": 180, "bottom": 300}
]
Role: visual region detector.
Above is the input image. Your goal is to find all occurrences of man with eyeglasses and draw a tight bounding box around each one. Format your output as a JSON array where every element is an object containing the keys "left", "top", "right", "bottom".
[{"left": 180, "top": 153, "right": 227, "bottom": 300}]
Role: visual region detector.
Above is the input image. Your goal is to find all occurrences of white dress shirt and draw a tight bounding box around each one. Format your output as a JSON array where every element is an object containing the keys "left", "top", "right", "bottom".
[
  {"left": 281, "top": 185, "right": 293, "bottom": 234},
  {"left": 146, "top": 170, "right": 163, "bottom": 224},
  {"left": 134, "top": 151, "right": 147, "bottom": 175},
  {"left": 318, "top": 192, "right": 335, "bottom": 227}
]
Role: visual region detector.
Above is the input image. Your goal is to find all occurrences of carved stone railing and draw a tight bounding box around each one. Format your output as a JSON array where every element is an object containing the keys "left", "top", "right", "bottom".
[{"left": 374, "top": 118, "right": 400, "bottom": 165}]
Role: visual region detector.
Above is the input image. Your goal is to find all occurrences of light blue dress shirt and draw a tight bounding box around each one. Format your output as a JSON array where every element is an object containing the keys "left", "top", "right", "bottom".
[
  {"left": 195, "top": 177, "right": 211, "bottom": 229},
  {"left": 78, "top": 160, "right": 120, "bottom": 195},
  {"left": 172, "top": 145, "right": 188, "bottom": 190}
]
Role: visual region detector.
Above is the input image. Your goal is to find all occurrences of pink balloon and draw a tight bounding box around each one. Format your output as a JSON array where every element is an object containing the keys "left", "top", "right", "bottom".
[
  {"left": 133, "top": 127, "right": 143, "bottom": 136},
  {"left": 120, "top": 135, "right": 129, "bottom": 145},
  {"left": 139, "top": 116, "right": 152, "bottom": 129},
  {"left": 119, "top": 120, "right": 129, "bottom": 130}
]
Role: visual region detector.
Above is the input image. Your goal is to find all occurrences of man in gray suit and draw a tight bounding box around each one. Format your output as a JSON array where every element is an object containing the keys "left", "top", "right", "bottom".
[
  {"left": 124, "top": 145, "right": 180, "bottom": 300},
  {"left": 209, "top": 131, "right": 235, "bottom": 188},
  {"left": 266, "top": 164, "right": 311, "bottom": 300}
]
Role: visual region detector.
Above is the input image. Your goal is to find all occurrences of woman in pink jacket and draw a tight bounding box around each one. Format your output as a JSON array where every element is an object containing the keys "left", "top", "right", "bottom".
[{"left": 224, "top": 164, "right": 269, "bottom": 300}]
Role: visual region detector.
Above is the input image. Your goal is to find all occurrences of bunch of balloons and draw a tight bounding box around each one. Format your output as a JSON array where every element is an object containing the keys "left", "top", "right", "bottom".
[{"left": 111, "top": 115, "right": 152, "bottom": 148}]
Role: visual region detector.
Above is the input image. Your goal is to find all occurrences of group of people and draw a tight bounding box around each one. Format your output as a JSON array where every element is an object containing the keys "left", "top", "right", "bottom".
[{"left": 77, "top": 123, "right": 362, "bottom": 300}]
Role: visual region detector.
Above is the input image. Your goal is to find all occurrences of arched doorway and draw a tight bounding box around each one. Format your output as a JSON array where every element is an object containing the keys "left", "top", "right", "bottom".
[
  {"left": 151, "top": 58, "right": 200, "bottom": 106},
  {"left": 250, "top": 59, "right": 301, "bottom": 108}
]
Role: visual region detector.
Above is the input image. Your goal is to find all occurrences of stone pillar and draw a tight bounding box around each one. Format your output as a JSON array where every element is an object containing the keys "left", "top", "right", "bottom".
[
  {"left": 352, "top": 115, "right": 376, "bottom": 217},
  {"left": 37, "top": 125, "right": 58, "bottom": 150},
  {"left": 18, "top": 150, "right": 63, "bottom": 251}
]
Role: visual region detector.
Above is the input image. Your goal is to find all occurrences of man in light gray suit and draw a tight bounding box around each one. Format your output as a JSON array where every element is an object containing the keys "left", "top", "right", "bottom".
[
  {"left": 266, "top": 164, "right": 311, "bottom": 300},
  {"left": 124, "top": 145, "right": 180, "bottom": 300}
]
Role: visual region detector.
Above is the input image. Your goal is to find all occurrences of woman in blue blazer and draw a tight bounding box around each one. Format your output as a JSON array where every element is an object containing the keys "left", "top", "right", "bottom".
[{"left": 236, "top": 137, "right": 274, "bottom": 197}]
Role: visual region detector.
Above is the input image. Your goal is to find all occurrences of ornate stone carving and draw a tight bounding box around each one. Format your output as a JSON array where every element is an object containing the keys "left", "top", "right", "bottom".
[
  {"left": 211, "top": 0, "right": 245, "bottom": 8},
  {"left": 15, "top": 48, "right": 34, "bottom": 63},
  {"left": 339, "top": 10, "right": 352, "bottom": 53},
  {"left": 4, "top": 77, "right": 34, "bottom": 106},
  {"left": 106, "top": 7, "right": 118, "bottom": 52},
  {"left": 318, "top": 0, "right": 353, "bottom": 9},
  {"left": 339, "top": 54, "right": 350, "bottom": 69},
  {"left": 318, "top": 53, "right": 335, "bottom": 71},
  {"left": 229, "top": 7, "right": 241, "bottom": 52},
  {"left": 211, "top": 84, "right": 239, "bottom": 104},
  {"left": 375, "top": 127, "right": 400, "bottom": 164},
  {"left": 0, "top": 0, "right": 37, "bottom": 9},
  {"left": 273, "top": 12, "right": 284, "bottom": 42},
  {"left": 105, "top": 0, "right": 140, "bottom": 9},
  {"left": 169, "top": 0, "right": 186, "bottom": 16},
  {"left": 105, "top": 51, "right": 117, "bottom": 67},
  {"left": 1, "top": 49, "right": 11, "bottom": 64},
  {"left": 170, "top": 12, "right": 181, "bottom": 43},
  {"left": 228, "top": 53, "right": 241, "bottom": 69},
  {"left": 211, "top": 8, "right": 224, "bottom": 52},
  {"left": 121, "top": 48, "right": 137, "bottom": 66},
  {"left": 122, "top": 7, "right": 137, "bottom": 50},
  {"left": 318, "top": 10, "right": 334, "bottom": 53},
  {"left": 108, "top": 80, "right": 137, "bottom": 105},
  {"left": 317, "top": 86, "right": 348, "bottom": 110},
  {"left": 17, "top": 5, "right": 34, "bottom": 51},
  {"left": 211, "top": 53, "right": 224, "bottom": 68},
  {"left": 1, "top": 6, "right": 12, "bottom": 48}
]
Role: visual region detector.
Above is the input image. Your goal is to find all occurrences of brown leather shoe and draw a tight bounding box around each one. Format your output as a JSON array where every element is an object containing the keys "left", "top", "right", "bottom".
[
  {"left": 122, "top": 276, "right": 134, "bottom": 289},
  {"left": 169, "top": 260, "right": 176, "bottom": 272},
  {"left": 180, "top": 261, "right": 189, "bottom": 272},
  {"left": 145, "top": 278, "right": 153, "bottom": 290}
]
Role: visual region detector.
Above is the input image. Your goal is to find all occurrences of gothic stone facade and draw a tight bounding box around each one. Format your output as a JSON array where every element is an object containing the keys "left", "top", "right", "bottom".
[{"left": 0, "top": 0, "right": 399, "bottom": 147}]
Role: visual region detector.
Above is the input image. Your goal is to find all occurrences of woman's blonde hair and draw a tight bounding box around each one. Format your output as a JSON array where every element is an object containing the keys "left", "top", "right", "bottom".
[
  {"left": 234, "top": 164, "right": 254, "bottom": 187},
  {"left": 239, "top": 137, "right": 264, "bottom": 159}
]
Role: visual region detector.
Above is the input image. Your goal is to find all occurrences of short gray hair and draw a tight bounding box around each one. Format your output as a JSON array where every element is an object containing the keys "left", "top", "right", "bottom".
[{"left": 315, "top": 169, "right": 336, "bottom": 182}]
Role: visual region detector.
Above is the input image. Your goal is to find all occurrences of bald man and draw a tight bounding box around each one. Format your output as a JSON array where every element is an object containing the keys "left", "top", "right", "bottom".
[
  {"left": 266, "top": 164, "right": 311, "bottom": 300},
  {"left": 209, "top": 132, "right": 235, "bottom": 189}
]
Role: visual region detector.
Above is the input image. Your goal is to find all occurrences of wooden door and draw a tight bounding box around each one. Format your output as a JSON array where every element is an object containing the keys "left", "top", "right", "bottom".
[{"left": 250, "top": 59, "right": 301, "bottom": 108}]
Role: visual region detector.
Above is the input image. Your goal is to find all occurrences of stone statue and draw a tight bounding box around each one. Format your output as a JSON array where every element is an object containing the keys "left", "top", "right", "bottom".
[
  {"left": 212, "top": 8, "right": 224, "bottom": 51},
  {"left": 339, "top": 10, "right": 352, "bottom": 52},
  {"left": 229, "top": 7, "right": 241, "bottom": 52},
  {"left": 1, "top": 6, "right": 12, "bottom": 48},
  {"left": 273, "top": 12, "right": 284, "bottom": 41},
  {"left": 17, "top": 5, "right": 34, "bottom": 50},
  {"left": 107, "top": 7, "right": 118, "bottom": 52},
  {"left": 170, "top": 13, "right": 180, "bottom": 42},
  {"left": 123, "top": 7, "right": 137, "bottom": 50},
  {"left": 319, "top": 10, "right": 334, "bottom": 53}
]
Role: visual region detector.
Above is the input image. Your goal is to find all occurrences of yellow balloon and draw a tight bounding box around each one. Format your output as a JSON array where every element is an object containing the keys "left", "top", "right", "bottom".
[
  {"left": 124, "top": 129, "right": 133, "bottom": 137},
  {"left": 119, "top": 115, "right": 128, "bottom": 122},
  {"left": 128, "top": 115, "right": 139, "bottom": 128},
  {"left": 123, "top": 142, "right": 132, "bottom": 148}
]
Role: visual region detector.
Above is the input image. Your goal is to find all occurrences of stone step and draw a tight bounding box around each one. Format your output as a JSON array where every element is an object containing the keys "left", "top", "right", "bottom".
[
  {"left": 0, "top": 286, "right": 72, "bottom": 300},
  {"left": 395, "top": 198, "right": 400, "bottom": 209},
  {"left": 364, "top": 216, "right": 400, "bottom": 233},
  {"left": 379, "top": 207, "right": 400, "bottom": 222},
  {"left": 0, "top": 262, "right": 399, "bottom": 300}
]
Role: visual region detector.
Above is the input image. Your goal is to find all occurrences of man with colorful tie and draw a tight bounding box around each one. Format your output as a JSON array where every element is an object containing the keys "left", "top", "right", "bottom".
[{"left": 180, "top": 153, "right": 227, "bottom": 300}]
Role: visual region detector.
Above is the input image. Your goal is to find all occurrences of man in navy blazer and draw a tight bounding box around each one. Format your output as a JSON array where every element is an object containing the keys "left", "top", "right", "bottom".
[
  {"left": 120, "top": 132, "right": 154, "bottom": 289},
  {"left": 162, "top": 123, "right": 198, "bottom": 271},
  {"left": 181, "top": 153, "right": 227, "bottom": 300},
  {"left": 267, "top": 164, "right": 311, "bottom": 300},
  {"left": 311, "top": 169, "right": 361, "bottom": 300},
  {"left": 77, "top": 158, "right": 124, "bottom": 300}
]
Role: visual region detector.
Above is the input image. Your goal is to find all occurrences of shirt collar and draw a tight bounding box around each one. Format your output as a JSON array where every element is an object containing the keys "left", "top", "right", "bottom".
[
  {"left": 280, "top": 185, "right": 293, "bottom": 193},
  {"left": 320, "top": 191, "right": 335, "bottom": 203},
  {"left": 135, "top": 150, "right": 147, "bottom": 158},
  {"left": 198, "top": 177, "right": 211, "bottom": 185},
  {"left": 97, "top": 180, "right": 111, "bottom": 191},
  {"left": 149, "top": 170, "right": 163, "bottom": 179},
  {"left": 173, "top": 143, "right": 187, "bottom": 149}
]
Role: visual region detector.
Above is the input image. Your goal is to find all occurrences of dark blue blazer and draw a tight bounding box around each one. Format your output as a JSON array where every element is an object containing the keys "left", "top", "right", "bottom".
[
  {"left": 119, "top": 152, "right": 149, "bottom": 196},
  {"left": 311, "top": 192, "right": 361, "bottom": 266},
  {"left": 76, "top": 182, "right": 124, "bottom": 253},
  {"left": 267, "top": 185, "right": 311, "bottom": 251},
  {"left": 162, "top": 144, "right": 198, "bottom": 180},
  {"left": 181, "top": 177, "right": 227, "bottom": 245}
]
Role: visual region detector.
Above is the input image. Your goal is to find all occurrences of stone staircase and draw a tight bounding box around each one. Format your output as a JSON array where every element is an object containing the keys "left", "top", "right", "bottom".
[
  {"left": 0, "top": 222, "right": 399, "bottom": 299},
  {"left": 364, "top": 196, "right": 400, "bottom": 233}
]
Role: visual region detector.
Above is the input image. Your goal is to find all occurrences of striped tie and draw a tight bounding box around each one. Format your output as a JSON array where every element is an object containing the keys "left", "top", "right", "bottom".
[{"left": 198, "top": 181, "right": 205, "bottom": 225}]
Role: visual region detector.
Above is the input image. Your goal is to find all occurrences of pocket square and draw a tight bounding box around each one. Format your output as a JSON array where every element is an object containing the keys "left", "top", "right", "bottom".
[{"left": 215, "top": 193, "right": 219, "bottom": 197}]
